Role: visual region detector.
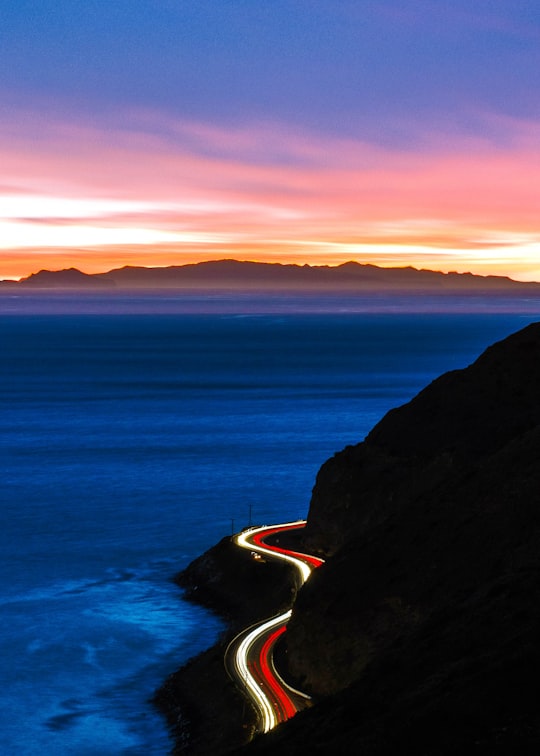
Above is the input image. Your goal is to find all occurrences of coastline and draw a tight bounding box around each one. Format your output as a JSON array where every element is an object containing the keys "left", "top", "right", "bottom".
[
  {"left": 154, "top": 534, "right": 300, "bottom": 754},
  {"left": 155, "top": 322, "right": 540, "bottom": 755}
]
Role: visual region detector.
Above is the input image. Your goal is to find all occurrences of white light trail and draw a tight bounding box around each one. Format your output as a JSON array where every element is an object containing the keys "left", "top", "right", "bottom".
[
  {"left": 235, "top": 521, "right": 314, "bottom": 585},
  {"left": 229, "top": 521, "right": 324, "bottom": 733},
  {"left": 233, "top": 610, "right": 292, "bottom": 733}
]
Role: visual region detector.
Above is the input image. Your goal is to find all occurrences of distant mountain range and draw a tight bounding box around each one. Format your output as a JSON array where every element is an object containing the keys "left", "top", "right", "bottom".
[{"left": 2, "top": 259, "right": 539, "bottom": 293}]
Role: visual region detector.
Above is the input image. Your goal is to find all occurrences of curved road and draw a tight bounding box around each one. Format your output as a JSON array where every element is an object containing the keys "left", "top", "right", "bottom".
[{"left": 225, "top": 521, "right": 324, "bottom": 734}]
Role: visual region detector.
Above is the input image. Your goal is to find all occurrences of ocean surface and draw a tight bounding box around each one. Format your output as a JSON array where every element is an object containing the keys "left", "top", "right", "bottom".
[{"left": 1, "top": 292, "right": 539, "bottom": 754}]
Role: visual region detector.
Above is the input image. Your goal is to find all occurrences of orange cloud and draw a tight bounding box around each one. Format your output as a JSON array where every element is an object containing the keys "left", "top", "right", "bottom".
[{"left": 1, "top": 110, "right": 539, "bottom": 281}]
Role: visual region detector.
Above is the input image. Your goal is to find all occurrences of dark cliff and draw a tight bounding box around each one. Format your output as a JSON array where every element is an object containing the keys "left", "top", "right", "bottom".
[{"left": 238, "top": 322, "right": 540, "bottom": 754}]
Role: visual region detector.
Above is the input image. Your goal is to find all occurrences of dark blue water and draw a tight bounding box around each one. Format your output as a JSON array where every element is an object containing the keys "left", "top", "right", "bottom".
[{"left": 1, "top": 299, "right": 538, "bottom": 754}]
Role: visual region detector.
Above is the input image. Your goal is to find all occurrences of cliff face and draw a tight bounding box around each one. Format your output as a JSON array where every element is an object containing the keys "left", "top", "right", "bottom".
[
  {"left": 243, "top": 322, "right": 540, "bottom": 753},
  {"left": 304, "top": 322, "right": 540, "bottom": 559}
]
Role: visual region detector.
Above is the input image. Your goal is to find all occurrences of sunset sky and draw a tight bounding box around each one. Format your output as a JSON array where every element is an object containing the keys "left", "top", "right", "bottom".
[{"left": 1, "top": 1, "right": 539, "bottom": 281}]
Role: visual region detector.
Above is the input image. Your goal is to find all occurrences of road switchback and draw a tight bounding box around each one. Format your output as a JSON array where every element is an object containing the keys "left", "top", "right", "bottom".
[{"left": 225, "top": 521, "right": 324, "bottom": 734}]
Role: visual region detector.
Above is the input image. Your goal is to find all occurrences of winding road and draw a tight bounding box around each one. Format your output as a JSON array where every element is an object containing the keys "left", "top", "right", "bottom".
[{"left": 225, "top": 521, "right": 324, "bottom": 734}]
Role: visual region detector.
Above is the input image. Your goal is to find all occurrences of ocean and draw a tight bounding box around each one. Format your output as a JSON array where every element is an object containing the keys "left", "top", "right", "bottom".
[{"left": 1, "top": 293, "right": 538, "bottom": 754}]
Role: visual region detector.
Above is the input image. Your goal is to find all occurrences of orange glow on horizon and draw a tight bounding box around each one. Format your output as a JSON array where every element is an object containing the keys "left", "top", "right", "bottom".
[
  {"left": 1, "top": 111, "right": 539, "bottom": 283},
  {"left": 3, "top": 243, "right": 540, "bottom": 284}
]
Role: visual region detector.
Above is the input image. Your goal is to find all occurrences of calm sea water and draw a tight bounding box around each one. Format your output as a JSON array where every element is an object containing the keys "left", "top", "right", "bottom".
[{"left": 1, "top": 294, "right": 538, "bottom": 754}]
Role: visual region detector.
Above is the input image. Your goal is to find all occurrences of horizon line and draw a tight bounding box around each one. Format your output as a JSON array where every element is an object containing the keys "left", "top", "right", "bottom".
[
  {"left": 3, "top": 257, "right": 540, "bottom": 287},
  {"left": 0, "top": 257, "right": 533, "bottom": 283}
]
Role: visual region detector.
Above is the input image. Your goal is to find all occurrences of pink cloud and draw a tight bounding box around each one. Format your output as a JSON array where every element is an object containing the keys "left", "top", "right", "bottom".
[{"left": 0, "top": 108, "right": 539, "bottom": 280}]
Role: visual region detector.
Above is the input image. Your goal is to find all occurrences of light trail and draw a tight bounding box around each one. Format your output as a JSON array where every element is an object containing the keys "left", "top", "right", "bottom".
[
  {"left": 232, "top": 610, "right": 293, "bottom": 733},
  {"left": 258, "top": 625, "right": 297, "bottom": 720},
  {"left": 236, "top": 521, "right": 324, "bottom": 582},
  {"left": 226, "top": 520, "right": 324, "bottom": 734}
]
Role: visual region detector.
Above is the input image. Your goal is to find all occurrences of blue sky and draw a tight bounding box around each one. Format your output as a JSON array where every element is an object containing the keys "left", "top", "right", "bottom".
[{"left": 3, "top": 1, "right": 539, "bottom": 136}]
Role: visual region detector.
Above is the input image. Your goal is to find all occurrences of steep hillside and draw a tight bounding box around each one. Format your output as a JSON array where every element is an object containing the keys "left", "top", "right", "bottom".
[{"left": 239, "top": 322, "right": 540, "bottom": 754}]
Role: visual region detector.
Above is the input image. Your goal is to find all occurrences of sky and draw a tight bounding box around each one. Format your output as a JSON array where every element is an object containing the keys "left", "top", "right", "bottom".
[{"left": 1, "top": 0, "right": 539, "bottom": 281}]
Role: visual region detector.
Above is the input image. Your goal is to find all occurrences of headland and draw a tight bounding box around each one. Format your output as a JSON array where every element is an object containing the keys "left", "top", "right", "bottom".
[{"left": 157, "top": 320, "right": 540, "bottom": 755}]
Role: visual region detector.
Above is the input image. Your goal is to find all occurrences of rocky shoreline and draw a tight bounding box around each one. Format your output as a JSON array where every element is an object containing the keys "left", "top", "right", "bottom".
[{"left": 154, "top": 534, "right": 301, "bottom": 754}]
